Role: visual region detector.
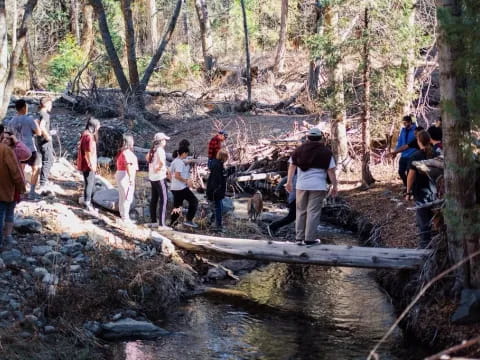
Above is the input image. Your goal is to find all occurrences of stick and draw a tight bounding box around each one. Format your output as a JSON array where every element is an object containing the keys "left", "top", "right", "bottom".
[{"left": 425, "top": 335, "right": 480, "bottom": 360}]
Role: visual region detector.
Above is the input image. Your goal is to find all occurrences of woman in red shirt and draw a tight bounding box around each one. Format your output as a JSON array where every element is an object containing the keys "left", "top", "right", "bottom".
[
  {"left": 77, "top": 118, "right": 100, "bottom": 214},
  {"left": 115, "top": 134, "right": 138, "bottom": 225}
]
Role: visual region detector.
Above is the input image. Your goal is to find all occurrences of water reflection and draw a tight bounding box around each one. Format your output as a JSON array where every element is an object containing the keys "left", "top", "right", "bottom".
[{"left": 117, "top": 234, "right": 412, "bottom": 360}]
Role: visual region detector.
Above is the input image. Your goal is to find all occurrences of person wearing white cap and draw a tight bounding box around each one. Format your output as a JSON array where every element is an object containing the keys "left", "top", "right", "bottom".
[
  {"left": 286, "top": 128, "right": 338, "bottom": 245},
  {"left": 146, "top": 132, "right": 171, "bottom": 230}
]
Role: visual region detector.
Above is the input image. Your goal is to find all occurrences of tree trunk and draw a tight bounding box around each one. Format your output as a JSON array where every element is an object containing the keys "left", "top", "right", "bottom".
[
  {"left": 361, "top": 7, "right": 375, "bottom": 187},
  {"left": 80, "top": 2, "right": 94, "bottom": 56},
  {"left": 12, "top": 0, "right": 16, "bottom": 49},
  {"left": 140, "top": 0, "right": 182, "bottom": 91},
  {"left": 25, "top": 32, "right": 40, "bottom": 90},
  {"left": 437, "top": 0, "right": 480, "bottom": 288},
  {"left": 89, "top": 0, "right": 130, "bottom": 94},
  {"left": 71, "top": 0, "right": 81, "bottom": 44},
  {"left": 403, "top": 0, "right": 416, "bottom": 115},
  {"left": 240, "top": 0, "right": 252, "bottom": 104},
  {"left": 0, "top": 0, "right": 38, "bottom": 120},
  {"left": 147, "top": 0, "right": 158, "bottom": 53},
  {"left": 0, "top": 0, "right": 7, "bottom": 111},
  {"left": 273, "top": 0, "right": 288, "bottom": 73},
  {"left": 194, "top": 0, "right": 215, "bottom": 81},
  {"left": 307, "top": 2, "right": 323, "bottom": 98},
  {"left": 325, "top": 6, "right": 348, "bottom": 165}
]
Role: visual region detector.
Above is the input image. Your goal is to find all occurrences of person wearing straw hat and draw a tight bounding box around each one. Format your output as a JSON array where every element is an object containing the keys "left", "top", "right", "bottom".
[{"left": 146, "top": 132, "right": 171, "bottom": 230}]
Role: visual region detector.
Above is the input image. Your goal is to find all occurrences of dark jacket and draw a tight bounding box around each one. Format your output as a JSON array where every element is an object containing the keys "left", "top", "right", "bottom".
[
  {"left": 291, "top": 141, "right": 333, "bottom": 171},
  {"left": 207, "top": 159, "right": 227, "bottom": 201}
]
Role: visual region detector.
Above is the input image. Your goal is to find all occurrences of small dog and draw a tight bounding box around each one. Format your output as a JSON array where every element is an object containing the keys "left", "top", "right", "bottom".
[{"left": 248, "top": 191, "right": 263, "bottom": 221}]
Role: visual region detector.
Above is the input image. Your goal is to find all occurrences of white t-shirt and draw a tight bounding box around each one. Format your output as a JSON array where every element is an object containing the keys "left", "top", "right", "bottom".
[
  {"left": 296, "top": 157, "right": 336, "bottom": 191},
  {"left": 170, "top": 158, "right": 190, "bottom": 191},
  {"left": 148, "top": 147, "right": 167, "bottom": 181}
]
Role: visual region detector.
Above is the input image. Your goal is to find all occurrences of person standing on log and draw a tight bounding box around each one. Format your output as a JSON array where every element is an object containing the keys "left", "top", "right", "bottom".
[
  {"left": 115, "top": 134, "right": 139, "bottom": 226},
  {"left": 147, "top": 132, "right": 171, "bottom": 230},
  {"left": 6, "top": 99, "right": 42, "bottom": 199},
  {"left": 0, "top": 141, "right": 26, "bottom": 247},
  {"left": 170, "top": 146, "right": 199, "bottom": 228},
  {"left": 207, "top": 130, "right": 228, "bottom": 169},
  {"left": 35, "top": 97, "right": 54, "bottom": 194},
  {"left": 392, "top": 115, "right": 417, "bottom": 190},
  {"left": 206, "top": 149, "right": 229, "bottom": 233},
  {"left": 405, "top": 130, "right": 440, "bottom": 248},
  {"left": 77, "top": 117, "right": 100, "bottom": 215},
  {"left": 286, "top": 128, "right": 338, "bottom": 245}
]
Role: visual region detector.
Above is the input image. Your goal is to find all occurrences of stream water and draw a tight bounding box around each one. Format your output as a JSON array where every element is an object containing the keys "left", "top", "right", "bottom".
[{"left": 113, "top": 230, "right": 425, "bottom": 360}]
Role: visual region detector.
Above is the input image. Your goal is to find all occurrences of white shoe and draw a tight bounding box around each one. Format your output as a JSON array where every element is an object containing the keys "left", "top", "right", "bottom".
[{"left": 158, "top": 225, "right": 173, "bottom": 231}]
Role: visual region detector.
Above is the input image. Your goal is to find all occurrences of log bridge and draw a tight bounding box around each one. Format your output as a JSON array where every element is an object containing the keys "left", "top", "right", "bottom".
[{"left": 156, "top": 230, "right": 431, "bottom": 270}]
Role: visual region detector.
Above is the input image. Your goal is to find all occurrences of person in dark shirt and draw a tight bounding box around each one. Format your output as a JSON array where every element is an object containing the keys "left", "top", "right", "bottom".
[
  {"left": 36, "top": 97, "right": 54, "bottom": 192},
  {"left": 405, "top": 130, "right": 438, "bottom": 248},
  {"left": 206, "top": 149, "right": 229, "bottom": 232},
  {"left": 427, "top": 125, "right": 442, "bottom": 152}
]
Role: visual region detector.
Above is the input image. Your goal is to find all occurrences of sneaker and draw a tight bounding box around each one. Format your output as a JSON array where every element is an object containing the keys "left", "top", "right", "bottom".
[
  {"left": 183, "top": 221, "right": 199, "bottom": 229},
  {"left": 296, "top": 240, "right": 305, "bottom": 246},
  {"left": 85, "top": 204, "right": 99, "bottom": 215},
  {"left": 158, "top": 225, "right": 173, "bottom": 231},
  {"left": 267, "top": 225, "right": 275, "bottom": 238},
  {"left": 121, "top": 218, "right": 136, "bottom": 227},
  {"left": 305, "top": 239, "right": 321, "bottom": 245},
  {"left": 145, "top": 222, "right": 159, "bottom": 228}
]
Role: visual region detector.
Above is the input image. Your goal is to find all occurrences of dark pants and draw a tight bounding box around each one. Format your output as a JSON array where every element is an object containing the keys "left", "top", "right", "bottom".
[
  {"left": 398, "top": 157, "right": 410, "bottom": 187},
  {"left": 171, "top": 187, "right": 198, "bottom": 225},
  {"left": 270, "top": 201, "right": 296, "bottom": 233},
  {"left": 214, "top": 199, "right": 223, "bottom": 227},
  {"left": 38, "top": 141, "right": 54, "bottom": 186},
  {"left": 416, "top": 207, "right": 433, "bottom": 248},
  {"left": 0, "top": 201, "right": 15, "bottom": 245},
  {"left": 83, "top": 171, "right": 95, "bottom": 205},
  {"left": 150, "top": 179, "right": 168, "bottom": 226}
]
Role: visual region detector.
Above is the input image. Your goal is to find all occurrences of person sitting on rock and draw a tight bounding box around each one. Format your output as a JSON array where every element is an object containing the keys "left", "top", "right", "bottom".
[
  {"left": 0, "top": 141, "right": 26, "bottom": 247},
  {"left": 206, "top": 149, "right": 229, "bottom": 232},
  {"left": 286, "top": 128, "right": 338, "bottom": 245},
  {"left": 170, "top": 146, "right": 198, "bottom": 228},
  {"left": 115, "top": 134, "right": 139, "bottom": 226},
  {"left": 207, "top": 130, "right": 227, "bottom": 169}
]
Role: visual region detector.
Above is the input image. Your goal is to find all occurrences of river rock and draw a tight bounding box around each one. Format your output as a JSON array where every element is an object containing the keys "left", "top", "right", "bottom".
[
  {"left": 99, "top": 318, "right": 169, "bottom": 340},
  {"left": 93, "top": 189, "right": 120, "bottom": 213},
  {"left": 42, "top": 251, "right": 65, "bottom": 265},
  {"left": 451, "top": 289, "right": 480, "bottom": 325},
  {"left": 31, "top": 246, "right": 53, "bottom": 256},
  {"left": 150, "top": 232, "right": 176, "bottom": 256},
  {"left": 42, "top": 273, "right": 59, "bottom": 285},
  {"left": 0, "top": 258, "right": 5, "bottom": 270},
  {"left": 222, "top": 198, "right": 235, "bottom": 215},
  {"left": 14, "top": 218, "right": 42, "bottom": 234},
  {"left": 207, "top": 267, "right": 227, "bottom": 280},
  {"left": 1, "top": 249, "right": 23, "bottom": 265},
  {"left": 219, "top": 259, "right": 258, "bottom": 272},
  {"left": 61, "top": 242, "right": 83, "bottom": 256},
  {"left": 84, "top": 321, "right": 102, "bottom": 336},
  {"left": 44, "top": 325, "right": 56, "bottom": 334},
  {"left": 33, "top": 268, "right": 49, "bottom": 280}
]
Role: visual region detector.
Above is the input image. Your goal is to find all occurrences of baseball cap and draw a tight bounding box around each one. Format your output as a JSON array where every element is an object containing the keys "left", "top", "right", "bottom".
[
  {"left": 154, "top": 132, "right": 170, "bottom": 141},
  {"left": 219, "top": 130, "right": 228, "bottom": 137},
  {"left": 308, "top": 128, "right": 323, "bottom": 137}
]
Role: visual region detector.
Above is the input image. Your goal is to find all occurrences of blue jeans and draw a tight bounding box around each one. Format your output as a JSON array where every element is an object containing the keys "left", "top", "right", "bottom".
[
  {"left": 0, "top": 201, "right": 15, "bottom": 244},
  {"left": 214, "top": 199, "right": 223, "bottom": 227}
]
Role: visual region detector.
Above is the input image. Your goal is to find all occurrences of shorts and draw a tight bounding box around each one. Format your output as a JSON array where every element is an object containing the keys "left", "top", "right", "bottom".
[{"left": 21, "top": 151, "right": 37, "bottom": 167}]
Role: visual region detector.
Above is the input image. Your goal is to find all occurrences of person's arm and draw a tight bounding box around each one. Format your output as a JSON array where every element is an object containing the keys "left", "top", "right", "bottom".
[
  {"left": 37, "top": 117, "right": 51, "bottom": 141},
  {"left": 405, "top": 169, "right": 416, "bottom": 200},
  {"left": 395, "top": 129, "right": 403, "bottom": 150},
  {"left": 32, "top": 118, "right": 42, "bottom": 137},
  {"left": 390, "top": 144, "right": 409, "bottom": 157},
  {"left": 286, "top": 163, "right": 297, "bottom": 193},
  {"left": 174, "top": 163, "right": 192, "bottom": 187},
  {"left": 327, "top": 167, "right": 338, "bottom": 197}
]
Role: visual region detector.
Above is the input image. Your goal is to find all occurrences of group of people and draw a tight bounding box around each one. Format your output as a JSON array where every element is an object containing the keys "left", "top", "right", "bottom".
[
  {"left": 0, "top": 98, "right": 55, "bottom": 246},
  {"left": 391, "top": 115, "right": 443, "bottom": 247}
]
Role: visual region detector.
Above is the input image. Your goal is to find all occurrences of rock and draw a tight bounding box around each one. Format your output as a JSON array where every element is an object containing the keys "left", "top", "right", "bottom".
[
  {"left": 112, "top": 249, "right": 128, "bottom": 259},
  {"left": 19, "top": 331, "right": 32, "bottom": 338},
  {"left": 1, "top": 249, "right": 23, "bottom": 265},
  {"left": 42, "top": 251, "right": 65, "bottom": 265},
  {"left": 60, "top": 233, "right": 71, "bottom": 241},
  {"left": 42, "top": 273, "right": 59, "bottom": 285},
  {"left": 219, "top": 259, "right": 258, "bottom": 272},
  {"left": 124, "top": 310, "right": 137, "bottom": 318},
  {"left": 61, "top": 242, "right": 83, "bottom": 256},
  {"left": 99, "top": 318, "right": 169, "bottom": 340},
  {"left": 77, "top": 235, "right": 89, "bottom": 245},
  {"left": 69, "top": 265, "right": 81, "bottom": 272},
  {"left": 31, "top": 246, "right": 53, "bottom": 256},
  {"left": 222, "top": 197, "right": 235, "bottom": 215},
  {"left": 44, "top": 325, "right": 56, "bottom": 334},
  {"left": 151, "top": 232, "right": 176, "bottom": 256},
  {"left": 46, "top": 240, "right": 57, "bottom": 247},
  {"left": 33, "top": 268, "right": 49, "bottom": 280},
  {"left": 14, "top": 218, "right": 42, "bottom": 234},
  {"left": 84, "top": 321, "right": 102, "bottom": 336},
  {"left": 452, "top": 289, "right": 480, "bottom": 325},
  {"left": 9, "top": 300, "right": 20, "bottom": 310},
  {"left": 47, "top": 285, "right": 56, "bottom": 297},
  {"left": 0, "top": 258, "right": 5, "bottom": 270},
  {"left": 26, "top": 257, "right": 37, "bottom": 264},
  {"left": 0, "top": 311, "right": 9, "bottom": 319},
  {"left": 93, "top": 189, "right": 120, "bottom": 213},
  {"left": 112, "top": 313, "right": 122, "bottom": 321},
  {"left": 207, "top": 267, "right": 228, "bottom": 280}
]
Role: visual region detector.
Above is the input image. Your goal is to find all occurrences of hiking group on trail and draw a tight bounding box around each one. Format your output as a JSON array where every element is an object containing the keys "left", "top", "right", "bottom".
[{"left": 0, "top": 97, "right": 443, "bottom": 249}]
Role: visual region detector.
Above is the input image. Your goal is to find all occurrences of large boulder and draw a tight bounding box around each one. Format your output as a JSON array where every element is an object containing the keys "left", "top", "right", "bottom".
[
  {"left": 99, "top": 318, "right": 169, "bottom": 340},
  {"left": 93, "top": 189, "right": 120, "bottom": 213},
  {"left": 14, "top": 218, "right": 42, "bottom": 234}
]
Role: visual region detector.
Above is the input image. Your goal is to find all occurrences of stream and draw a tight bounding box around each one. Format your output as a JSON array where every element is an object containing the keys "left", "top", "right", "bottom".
[{"left": 113, "top": 229, "right": 426, "bottom": 360}]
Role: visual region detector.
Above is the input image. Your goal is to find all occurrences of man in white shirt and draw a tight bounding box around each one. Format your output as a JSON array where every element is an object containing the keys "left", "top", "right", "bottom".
[
  {"left": 170, "top": 146, "right": 199, "bottom": 228},
  {"left": 286, "top": 128, "right": 338, "bottom": 245}
]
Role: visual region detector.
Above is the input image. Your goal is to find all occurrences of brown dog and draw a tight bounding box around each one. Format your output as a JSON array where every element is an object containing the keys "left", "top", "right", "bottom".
[{"left": 247, "top": 191, "right": 263, "bottom": 221}]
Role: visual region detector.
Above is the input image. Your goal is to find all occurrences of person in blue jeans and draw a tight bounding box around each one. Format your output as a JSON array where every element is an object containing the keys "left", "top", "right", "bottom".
[
  {"left": 206, "top": 149, "right": 229, "bottom": 232},
  {"left": 393, "top": 115, "right": 417, "bottom": 188}
]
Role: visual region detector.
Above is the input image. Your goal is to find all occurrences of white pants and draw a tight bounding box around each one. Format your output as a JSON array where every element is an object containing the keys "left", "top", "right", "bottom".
[{"left": 116, "top": 170, "right": 135, "bottom": 221}]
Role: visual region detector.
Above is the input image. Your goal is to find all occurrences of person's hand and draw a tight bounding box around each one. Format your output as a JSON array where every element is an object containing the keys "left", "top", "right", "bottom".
[
  {"left": 187, "top": 179, "right": 193, "bottom": 188},
  {"left": 405, "top": 193, "right": 413, "bottom": 201},
  {"left": 330, "top": 184, "right": 338, "bottom": 198},
  {"left": 285, "top": 182, "right": 293, "bottom": 193}
]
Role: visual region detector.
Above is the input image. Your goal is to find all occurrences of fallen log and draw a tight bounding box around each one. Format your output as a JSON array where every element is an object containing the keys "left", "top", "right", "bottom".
[
  {"left": 160, "top": 230, "right": 432, "bottom": 270},
  {"left": 235, "top": 172, "right": 285, "bottom": 183}
]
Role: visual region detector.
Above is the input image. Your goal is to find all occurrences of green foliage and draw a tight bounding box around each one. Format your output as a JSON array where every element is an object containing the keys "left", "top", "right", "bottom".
[{"left": 47, "top": 36, "right": 86, "bottom": 91}]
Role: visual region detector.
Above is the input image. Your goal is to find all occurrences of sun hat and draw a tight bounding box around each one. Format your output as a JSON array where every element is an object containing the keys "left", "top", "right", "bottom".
[
  {"left": 308, "top": 128, "right": 323, "bottom": 137},
  {"left": 154, "top": 132, "right": 170, "bottom": 141}
]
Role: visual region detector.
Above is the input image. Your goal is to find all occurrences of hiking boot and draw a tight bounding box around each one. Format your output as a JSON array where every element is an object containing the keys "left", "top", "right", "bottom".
[
  {"left": 183, "top": 221, "right": 199, "bottom": 229},
  {"left": 296, "top": 240, "right": 305, "bottom": 246},
  {"left": 305, "top": 239, "right": 321, "bottom": 245}
]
